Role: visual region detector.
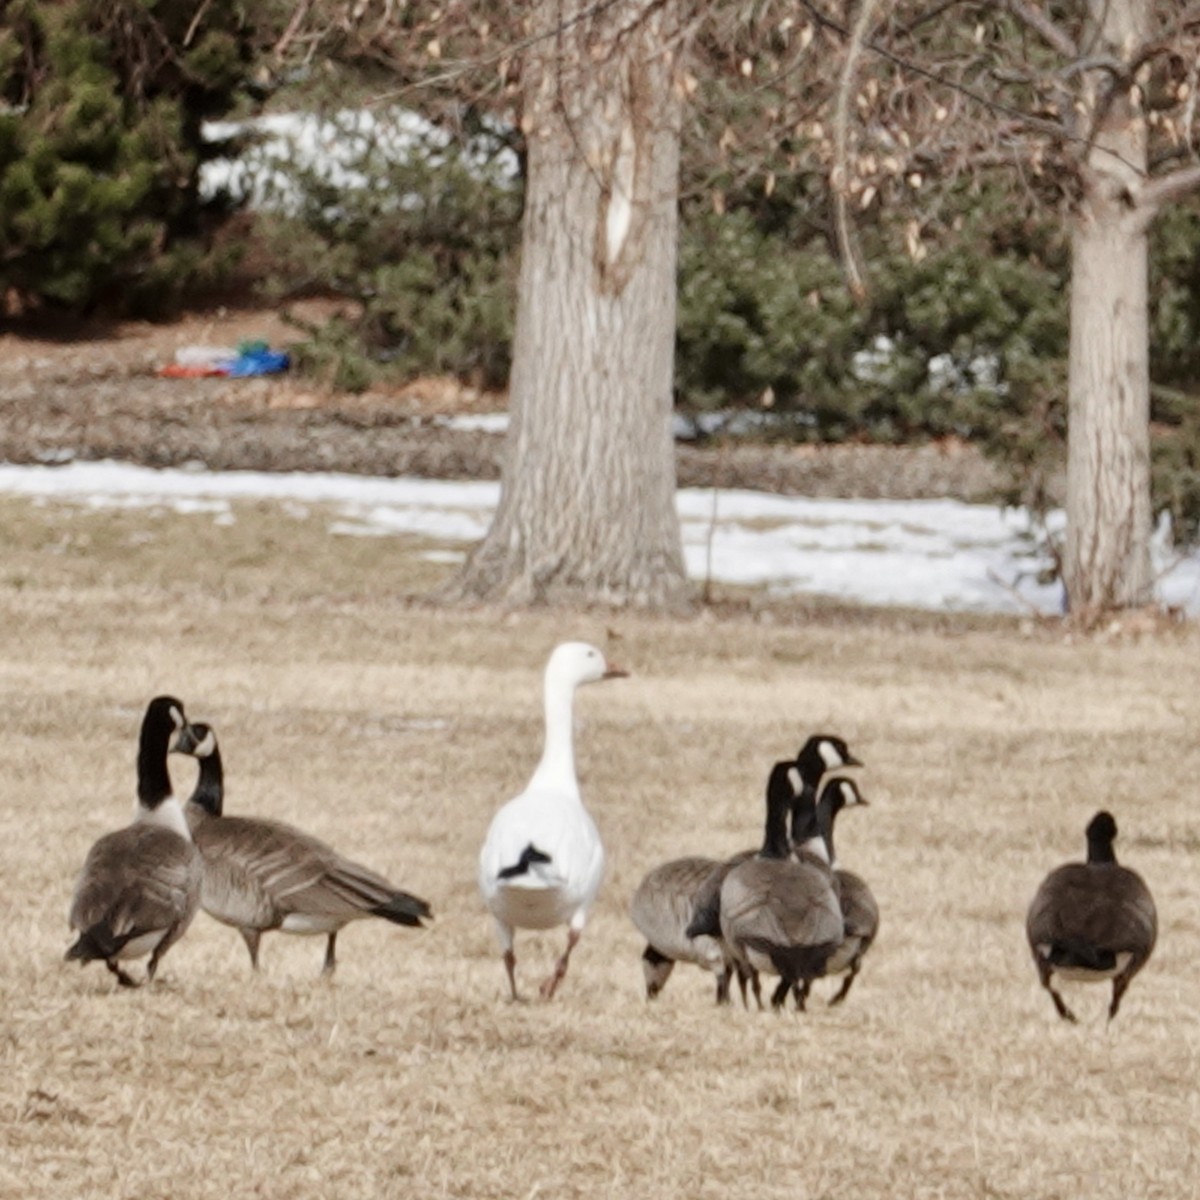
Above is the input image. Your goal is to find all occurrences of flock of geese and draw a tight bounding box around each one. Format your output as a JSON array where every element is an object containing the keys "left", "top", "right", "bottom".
[{"left": 65, "top": 642, "right": 1158, "bottom": 1022}]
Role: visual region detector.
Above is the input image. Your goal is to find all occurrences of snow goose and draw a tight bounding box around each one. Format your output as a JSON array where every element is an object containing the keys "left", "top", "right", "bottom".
[
  {"left": 177, "top": 722, "right": 431, "bottom": 976},
  {"left": 478, "top": 641, "right": 627, "bottom": 1001},
  {"left": 65, "top": 696, "right": 202, "bottom": 988},
  {"left": 788, "top": 775, "right": 876, "bottom": 1009},
  {"left": 654, "top": 733, "right": 861, "bottom": 1006},
  {"left": 1025, "top": 810, "right": 1157, "bottom": 1022},
  {"left": 717, "top": 761, "right": 844, "bottom": 1010}
]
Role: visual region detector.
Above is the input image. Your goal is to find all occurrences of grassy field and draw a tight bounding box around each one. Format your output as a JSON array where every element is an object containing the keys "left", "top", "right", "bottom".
[{"left": 2, "top": 494, "right": 1199, "bottom": 1200}]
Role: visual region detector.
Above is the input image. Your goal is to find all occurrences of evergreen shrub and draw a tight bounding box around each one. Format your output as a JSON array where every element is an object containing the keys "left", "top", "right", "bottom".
[
  {"left": 247, "top": 110, "right": 521, "bottom": 391},
  {"left": 0, "top": 0, "right": 257, "bottom": 312}
]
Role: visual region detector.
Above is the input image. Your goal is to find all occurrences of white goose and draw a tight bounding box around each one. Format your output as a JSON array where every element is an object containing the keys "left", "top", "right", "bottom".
[{"left": 478, "top": 642, "right": 627, "bottom": 1001}]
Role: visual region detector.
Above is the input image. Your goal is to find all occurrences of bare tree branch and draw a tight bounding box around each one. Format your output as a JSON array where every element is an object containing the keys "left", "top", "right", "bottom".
[
  {"left": 273, "top": 0, "right": 311, "bottom": 60},
  {"left": 1002, "top": 0, "right": 1077, "bottom": 59},
  {"left": 184, "top": 0, "right": 214, "bottom": 48},
  {"left": 1058, "top": 55, "right": 1128, "bottom": 83},
  {"left": 797, "top": 0, "right": 1148, "bottom": 178},
  {"left": 1154, "top": 1, "right": 1200, "bottom": 43},
  {"left": 363, "top": 0, "right": 632, "bottom": 105},
  {"left": 896, "top": 0, "right": 976, "bottom": 38},
  {"left": 1137, "top": 163, "right": 1200, "bottom": 217}
]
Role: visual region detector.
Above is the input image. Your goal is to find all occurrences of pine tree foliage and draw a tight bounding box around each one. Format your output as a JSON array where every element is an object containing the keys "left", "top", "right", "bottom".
[
  {"left": 252, "top": 109, "right": 521, "bottom": 391},
  {"left": 0, "top": 0, "right": 259, "bottom": 311}
]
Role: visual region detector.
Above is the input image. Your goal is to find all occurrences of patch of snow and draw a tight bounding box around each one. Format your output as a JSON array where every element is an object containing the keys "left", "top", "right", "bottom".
[
  {"left": 2, "top": 460, "right": 1198, "bottom": 616},
  {"left": 434, "top": 413, "right": 511, "bottom": 435},
  {"left": 435, "top": 411, "right": 828, "bottom": 441},
  {"left": 201, "top": 109, "right": 518, "bottom": 213}
]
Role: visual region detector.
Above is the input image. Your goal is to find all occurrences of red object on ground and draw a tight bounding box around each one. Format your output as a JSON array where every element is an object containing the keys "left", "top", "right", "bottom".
[{"left": 157, "top": 363, "right": 231, "bottom": 378}]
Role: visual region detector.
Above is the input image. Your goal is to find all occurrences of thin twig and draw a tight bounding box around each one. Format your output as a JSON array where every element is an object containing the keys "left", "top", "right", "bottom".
[
  {"left": 364, "top": 0, "right": 631, "bottom": 106},
  {"left": 796, "top": 0, "right": 1148, "bottom": 178},
  {"left": 273, "top": 0, "right": 311, "bottom": 60},
  {"left": 184, "top": 0, "right": 214, "bottom": 48}
]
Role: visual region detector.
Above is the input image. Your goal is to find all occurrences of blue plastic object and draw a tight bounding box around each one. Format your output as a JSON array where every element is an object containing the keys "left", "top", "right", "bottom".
[{"left": 226, "top": 348, "right": 291, "bottom": 377}]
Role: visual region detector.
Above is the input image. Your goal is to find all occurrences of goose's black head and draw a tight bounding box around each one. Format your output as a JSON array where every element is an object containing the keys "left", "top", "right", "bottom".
[
  {"left": 819, "top": 776, "right": 870, "bottom": 819},
  {"left": 141, "top": 696, "right": 188, "bottom": 753},
  {"left": 176, "top": 721, "right": 224, "bottom": 817},
  {"left": 176, "top": 721, "right": 218, "bottom": 760},
  {"left": 1086, "top": 810, "right": 1119, "bottom": 864},
  {"left": 137, "top": 695, "right": 189, "bottom": 808},
  {"left": 813, "top": 776, "right": 869, "bottom": 865},
  {"left": 795, "top": 734, "right": 862, "bottom": 788}
]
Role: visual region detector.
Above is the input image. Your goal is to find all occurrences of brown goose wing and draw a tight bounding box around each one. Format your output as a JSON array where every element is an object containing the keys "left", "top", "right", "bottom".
[
  {"left": 683, "top": 849, "right": 756, "bottom": 940},
  {"left": 69, "top": 826, "right": 200, "bottom": 946},
  {"left": 1107, "top": 867, "right": 1158, "bottom": 953},
  {"left": 720, "top": 858, "right": 843, "bottom": 951},
  {"left": 195, "top": 816, "right": 429, "bottom": 928},
  {"left": 836, "top": 868, "right": 879, "bottom": 942},
  {"left": 1027, "top": 863, "right": 1157, "bottom": 958},
  {"left": 631, "top": 856, "right": 725, "bottom": 958}
]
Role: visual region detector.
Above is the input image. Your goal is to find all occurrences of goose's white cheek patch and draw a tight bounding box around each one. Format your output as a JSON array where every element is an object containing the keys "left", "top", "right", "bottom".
[{"left": 819, "top": 741, "right": 845, "bottom": 770}]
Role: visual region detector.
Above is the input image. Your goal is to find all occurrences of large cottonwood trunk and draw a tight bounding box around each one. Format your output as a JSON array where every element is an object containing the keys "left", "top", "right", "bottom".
[
  {"left": 446, "top": 0, "right": 690, "bottom": 609},
  {"left": 1063, "top": 0, "right": 1153, "bottom": 617}
]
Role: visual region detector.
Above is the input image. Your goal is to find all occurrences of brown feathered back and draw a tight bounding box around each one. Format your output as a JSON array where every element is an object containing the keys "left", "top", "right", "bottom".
[
  {"left": 67, "top": 823, "right": 201, "bottom": 968},
  {"left": 1025, "top": 810, "right": 1156, "bottom": 1022}
]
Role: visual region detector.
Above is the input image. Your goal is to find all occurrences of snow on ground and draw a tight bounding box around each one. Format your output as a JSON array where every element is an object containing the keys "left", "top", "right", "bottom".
[{"left": 2, "top": 460, "right": 1199, "bottom": 616}]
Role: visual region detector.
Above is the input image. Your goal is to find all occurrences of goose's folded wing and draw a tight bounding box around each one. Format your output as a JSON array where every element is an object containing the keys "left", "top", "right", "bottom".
[
  {"left": 70, "top": 827, "right": 197, "bottom": 939},
  {"left": 199, "top": 816, "right": 428, "bottom": 924},
  {"left": 479, "top": 798, "right": 596, "bottom": 891},
  {"left": 633, "top": 857, "right": 722, "bottom": 946},
  {"left": 837, "top": 869, "right": 879, "bottom": 939},
  {"left": 1027, "top": 865, "right": 1118, "bottom": 946},
  {"left": 723, "top": 861, "right": 841, "bottom": 949},
  {"left": 684, "top": 859, "right": 737, "bottom": 939},
  {"left": 291, "top": 856, "right": 418, "bottom": 918}
]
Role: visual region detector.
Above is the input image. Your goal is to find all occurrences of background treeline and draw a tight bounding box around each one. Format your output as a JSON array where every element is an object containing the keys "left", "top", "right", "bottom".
[{"left": 2, "top": 0, "right": 1199, "bottom": 538}]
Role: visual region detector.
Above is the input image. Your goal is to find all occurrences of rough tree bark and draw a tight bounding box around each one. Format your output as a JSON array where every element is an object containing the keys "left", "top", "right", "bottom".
[
  {"left": 828, "top": 0, "right": 1200, "bottom": 620},
  {"left": 445, "top": 0, "right": 691, "bottom": 608},
  {"left": 1063, "top": 0, "right": 1153, "bottom": 616}
]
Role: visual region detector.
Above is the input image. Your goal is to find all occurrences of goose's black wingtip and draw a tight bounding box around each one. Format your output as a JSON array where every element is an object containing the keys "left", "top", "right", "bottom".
[
  {"left": 65, "top": 923, "right": 119, "bottom": 963},
  {"left": 64, "top": 938, "right": 91, "bottom": 964},
  {"left": 373, "top": 891, "right": 434, "bottom": 928}
]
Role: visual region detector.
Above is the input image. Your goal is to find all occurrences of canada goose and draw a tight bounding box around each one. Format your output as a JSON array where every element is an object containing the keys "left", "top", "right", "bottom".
[
  {"left": 1025, "top": 810, "right": 1157, "bottom": 1023},
  {"left": 717, "top": 761, "right": 844, "bottom": 1010},
  {"left": 177, "top": 722, "right": 431, "bottom": 976},
  {"left": 478, "top": 642, "right": 627, "bottom": 1001},
  {"left": 789, "top": 775, "right": 876, "bottom": 1009},
  {"left": 65, "top": 696, "right": 201, "bottom": 988},
  {"left": 630, "top": 856, "right": 731, "bottom": 1001},
  {"left": 639, "top": 733, "right": 861, "bottom": 1005}
]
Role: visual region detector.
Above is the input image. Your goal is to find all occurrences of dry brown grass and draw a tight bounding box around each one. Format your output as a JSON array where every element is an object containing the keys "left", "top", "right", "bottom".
[{"left": 2, "top": 494, "right": 1199, "bottom": 1199}]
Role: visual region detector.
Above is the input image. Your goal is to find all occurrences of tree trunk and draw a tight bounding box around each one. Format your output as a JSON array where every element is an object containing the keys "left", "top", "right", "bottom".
[
  {"left": 445, "top": 0, "right": 690, "bottom": 609},
  {"left": 1063, "top": 0, "right": 1153, "bottom": 617}
]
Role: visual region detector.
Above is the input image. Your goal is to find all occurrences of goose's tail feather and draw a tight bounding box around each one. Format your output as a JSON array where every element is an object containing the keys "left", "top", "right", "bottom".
[
  {"left": 370, "top": 889, "right": 433, "bottom": 927},
  {"left": 65, "top": 922, "right": 128, "bottom": 963}
]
